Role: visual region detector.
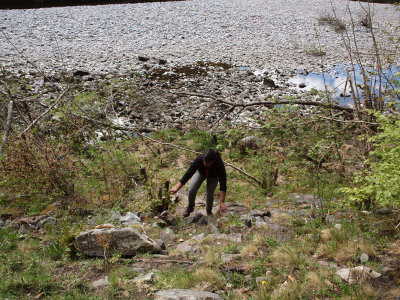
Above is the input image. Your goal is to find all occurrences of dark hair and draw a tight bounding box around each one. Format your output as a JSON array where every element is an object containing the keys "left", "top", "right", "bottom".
[{"left": 202, "top": 149, "right": 219, "bottom": 164}]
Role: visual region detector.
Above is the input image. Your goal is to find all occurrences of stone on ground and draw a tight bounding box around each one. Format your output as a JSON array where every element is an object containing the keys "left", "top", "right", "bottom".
[
  {"left": 154, "top": 289, "right": 223, "bottom": 300},
  {"left": 336, "top": 266, "right": 381, "bottom": 284},
  {"left": 92, "top": 277, "right": 109, "bottom": 288},
  {"left": 76, "top": 226, "right": 159, "bottom": 257}
]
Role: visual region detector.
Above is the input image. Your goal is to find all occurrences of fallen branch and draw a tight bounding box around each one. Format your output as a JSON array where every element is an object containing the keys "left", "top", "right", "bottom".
[
  {"left": 20, "top": 88, "right": 68, "bottom": 137},
  {"left": 0, "top": 100, "right": 14, "bottom": 156},
  {"left": 315, "top": 114, "right": 378, "bottom": 125},
  {"left": 159, "top": 89, "right": 355, "bottom": 113},
  {"left": 128, "top": 257, "right": 194, "bottom": 265},
  {"left": 217, "top": 98, "right": 354, "bottom": 113}
]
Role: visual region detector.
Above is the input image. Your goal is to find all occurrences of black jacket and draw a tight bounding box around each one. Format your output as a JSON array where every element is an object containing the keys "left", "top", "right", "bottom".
[{"left": 180, "top": 154, "right": 227, "bottom": 192}]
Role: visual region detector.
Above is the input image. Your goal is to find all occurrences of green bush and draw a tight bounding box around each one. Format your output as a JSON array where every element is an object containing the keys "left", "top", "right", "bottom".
[
  {"left": 342, "top": 113, "right": 400, "bottom": 208},
  {"left": 45, "top": 241, "right": 65, "bottom": 261}
]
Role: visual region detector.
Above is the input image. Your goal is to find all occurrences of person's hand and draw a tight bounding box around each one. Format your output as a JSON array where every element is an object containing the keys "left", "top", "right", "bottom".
[
  {"left": 168, "top": 187, "right": 179, "bottom": 194},
  {"left": 169, "top": 183, "right": 181, "bottom": 194},
  {"left": 220, "top": 202, "right": 227, "bottom": 213}
]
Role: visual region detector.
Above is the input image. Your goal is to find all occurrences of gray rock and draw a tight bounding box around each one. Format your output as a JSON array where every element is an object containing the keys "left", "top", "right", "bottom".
[
  {"left": 237, "top": 136, "right": 261, "bottom": 153},
  {"left": 92, "top": 277, "right": 109, "bottom": 288},
  {"left": 249, "top": 210, "right": 272, "bottom": 218},
  {"left": 239, "top": 215, "right": 252, "bottom": 227},
  {"left": 159, "top": 228, "right": 175, "bottom": 242},
  {"left": 110, "top": 211, "right": 121, "bottom": 222},
  {"left": 263, "top": 77, "right": 276, "bottom": 88},
  {"left": 73, "top": 70, "right": 90, "bottom": 77},
  {"left": 221, "top": 254, "right": 241, "bottom": 263},
  {"left": 176, "top": 240, "right": 197, "bottom": 254},
  {"left": 0, "top": 220, "right": 4, "bottom": 228},
  {"left": 130, "top": 267, "right": 145, "bottom": 273},
  {"left": 289, "top": 193, "right": 319, "bottom": 205},
  {"left": 154, "top": 289, "right": 223, "bottom": 300},
  {"left": 120, "top": 212, "right": 141, "bottom": 225},
  {"left": 132, "top": 272, "right": 155, "bottom": 285},
  {"left": 76, "top": 227, "right": 160, "bottom": 257},
  {"left": 39, "top": 217, "right": 57, "bottom": 228},
  {"left": 202, "top": 233, "right": 242, "bottom": 244},
  {"left": 185, "top": 212, "right": 208, "bottom": 225},
  {"left": 208, "top": 223, "right": 219, "bottom": 234},
  {"left": 336, "top": 266, "right": 381, "bottom": 284},
  {"left": 224, "top": 202, "right": 249, "bottom": 215},
  {"left": 156, "top": 239, "right": 166, "bottom": 251}
]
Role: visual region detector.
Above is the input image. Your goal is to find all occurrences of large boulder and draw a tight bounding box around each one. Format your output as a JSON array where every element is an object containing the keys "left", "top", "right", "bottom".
[
  {"left": 154, "top": 289, "right": 223, "bottom": 300},
  {"left": 76, "top": 226, "right": 160, "bottom": 257}
]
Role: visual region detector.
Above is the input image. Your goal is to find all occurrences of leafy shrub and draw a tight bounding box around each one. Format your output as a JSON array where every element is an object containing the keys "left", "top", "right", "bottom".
[
  {"left": 45, "top": 241, "right": 65, "bottom": 260},
  {"left": 342, "top": 113, "right": 400, "bottom": 208},
  {"left": 318, "top": 15, "right": 346, "bottom": 32},
  {"left": 0, "top": 228, "right": 18, "bottom": 252},
  {"left": 183, "top": 130, "right": 217, "bottom": 152}
]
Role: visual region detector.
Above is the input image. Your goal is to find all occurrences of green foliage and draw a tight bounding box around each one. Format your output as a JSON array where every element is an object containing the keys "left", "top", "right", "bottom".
[
  {"left": 305, "top": 46, "right": 327, "bottom": 56},
  {"left": 342, "top": 113, "right": 400, "bottom": 208},
  {"left": 318, "top": 15, "right": 346, "bottom": 32},
  {"left": 44, "top": 241, "right": 66, "bottom": 261},
  {"left": 183, "top": 130, "right": 217, "bottom": 152},
  {"left": 155, "top": 267, "right": 194, "bottom": 289},
  {"left": 0, "top": 251, "right": 57, "bottom": 297},
  {"left": 0, "top": 228, "right": 18, "bottom": 252}
]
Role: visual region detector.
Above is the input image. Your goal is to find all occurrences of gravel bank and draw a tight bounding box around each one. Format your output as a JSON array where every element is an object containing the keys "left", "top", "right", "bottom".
[{"left": 0, "top": 0, "right": 399, "bottom": 75}]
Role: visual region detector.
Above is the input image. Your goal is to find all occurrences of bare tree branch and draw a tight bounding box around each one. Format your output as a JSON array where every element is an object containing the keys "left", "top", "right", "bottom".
[
  {"left": 0, "top": 100, "right": 14, "bottom": 156},
  {"left": 20, "top": 88, "right": 69, "bottom": 137}
]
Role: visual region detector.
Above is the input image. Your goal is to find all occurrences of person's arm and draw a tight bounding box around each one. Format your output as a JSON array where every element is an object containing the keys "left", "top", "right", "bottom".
[
  {"left": 169, "top": 156, "right": 201, "bottom": 194},
  {"left": 219, "top": 191, "right": 227, "bottom": 212},
  {"left": 218, "top": 158, "right": 227, "bottom": 212}
]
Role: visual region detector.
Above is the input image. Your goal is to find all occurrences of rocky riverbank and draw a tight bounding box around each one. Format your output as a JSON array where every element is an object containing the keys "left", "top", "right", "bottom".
[{"left": 3, "top": 57, "right": 325, "bottom": 130}]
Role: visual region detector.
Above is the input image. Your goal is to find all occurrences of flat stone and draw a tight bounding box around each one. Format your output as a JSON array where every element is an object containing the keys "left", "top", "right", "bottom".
[
  {"left": 132, "top": 272, "right": 155, "bottom": 285},
  {"left": 175, "top": 239, "right": 201, "bottom": 254},
  {"left": 38, "top": 216, "right": 57, "bottom": 228},
  {"left": 289, "top": 193, "right": 318, "bottom": 205},
  {"left": 76, "top": 227, "right": 159, "bottom": 257},
  {"left": 336, "top": 266, "right": 381, "bottom": 285},
  {"left": 154, "top": 289, "right": 223, "bottom": 300},
  {"left": 185, "top": 212, "right": 208, "bottom": 225},
  {"left": 203, "top": 233, "right": 242, "bottom": 244},
  {"left": 92, "top": 277, "right": 109, "bottom": 288},
  {"left": 221, "top": 254, "right": 241, "bottom": 263},
  {"left": 224, "top": 202, "right": 249, "bottom": 215},
  {"left": 120, "top": 212, "right": 141, "bottom": 225},
  {"left": 249, "top": 210, "right": 272, "bottom": 218},
  {"left": 208, "top": 223, "right": 219, "bottom": 234},
  {"left": 110, "top": 211, "right": 121, "bottom": 222}
]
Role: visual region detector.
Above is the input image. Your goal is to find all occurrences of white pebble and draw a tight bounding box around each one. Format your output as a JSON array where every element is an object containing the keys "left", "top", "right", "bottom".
[
  {"left": 360, "top": 253, "right": 369, "bottom": 263},
  {"left": 334, "top": 224, "right": 342, "bottom": 231}
]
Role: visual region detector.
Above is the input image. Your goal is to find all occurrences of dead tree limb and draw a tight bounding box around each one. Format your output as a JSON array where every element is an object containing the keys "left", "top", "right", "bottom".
[
  {"left": 20, "top": 88, "right": 68, "bottom": 137},
  {"left": 217, "top": 98, "right": 354, "bottom": 113},
  {"left": 159, "top": 89, "right": 354, "bottom": 114},
  {"left": 0, "top": 100, "right": 14, "bottom": 156}
]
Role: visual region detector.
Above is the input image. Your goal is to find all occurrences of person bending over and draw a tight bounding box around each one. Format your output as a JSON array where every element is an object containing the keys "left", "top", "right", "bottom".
[{"left": 169, "top": 149, "right": 227, "bottom": 217}]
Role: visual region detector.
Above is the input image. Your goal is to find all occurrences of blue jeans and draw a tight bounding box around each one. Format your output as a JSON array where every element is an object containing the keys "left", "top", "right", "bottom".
[{"left": 188, "top": 171, "right": 218, "bottom": 214}]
